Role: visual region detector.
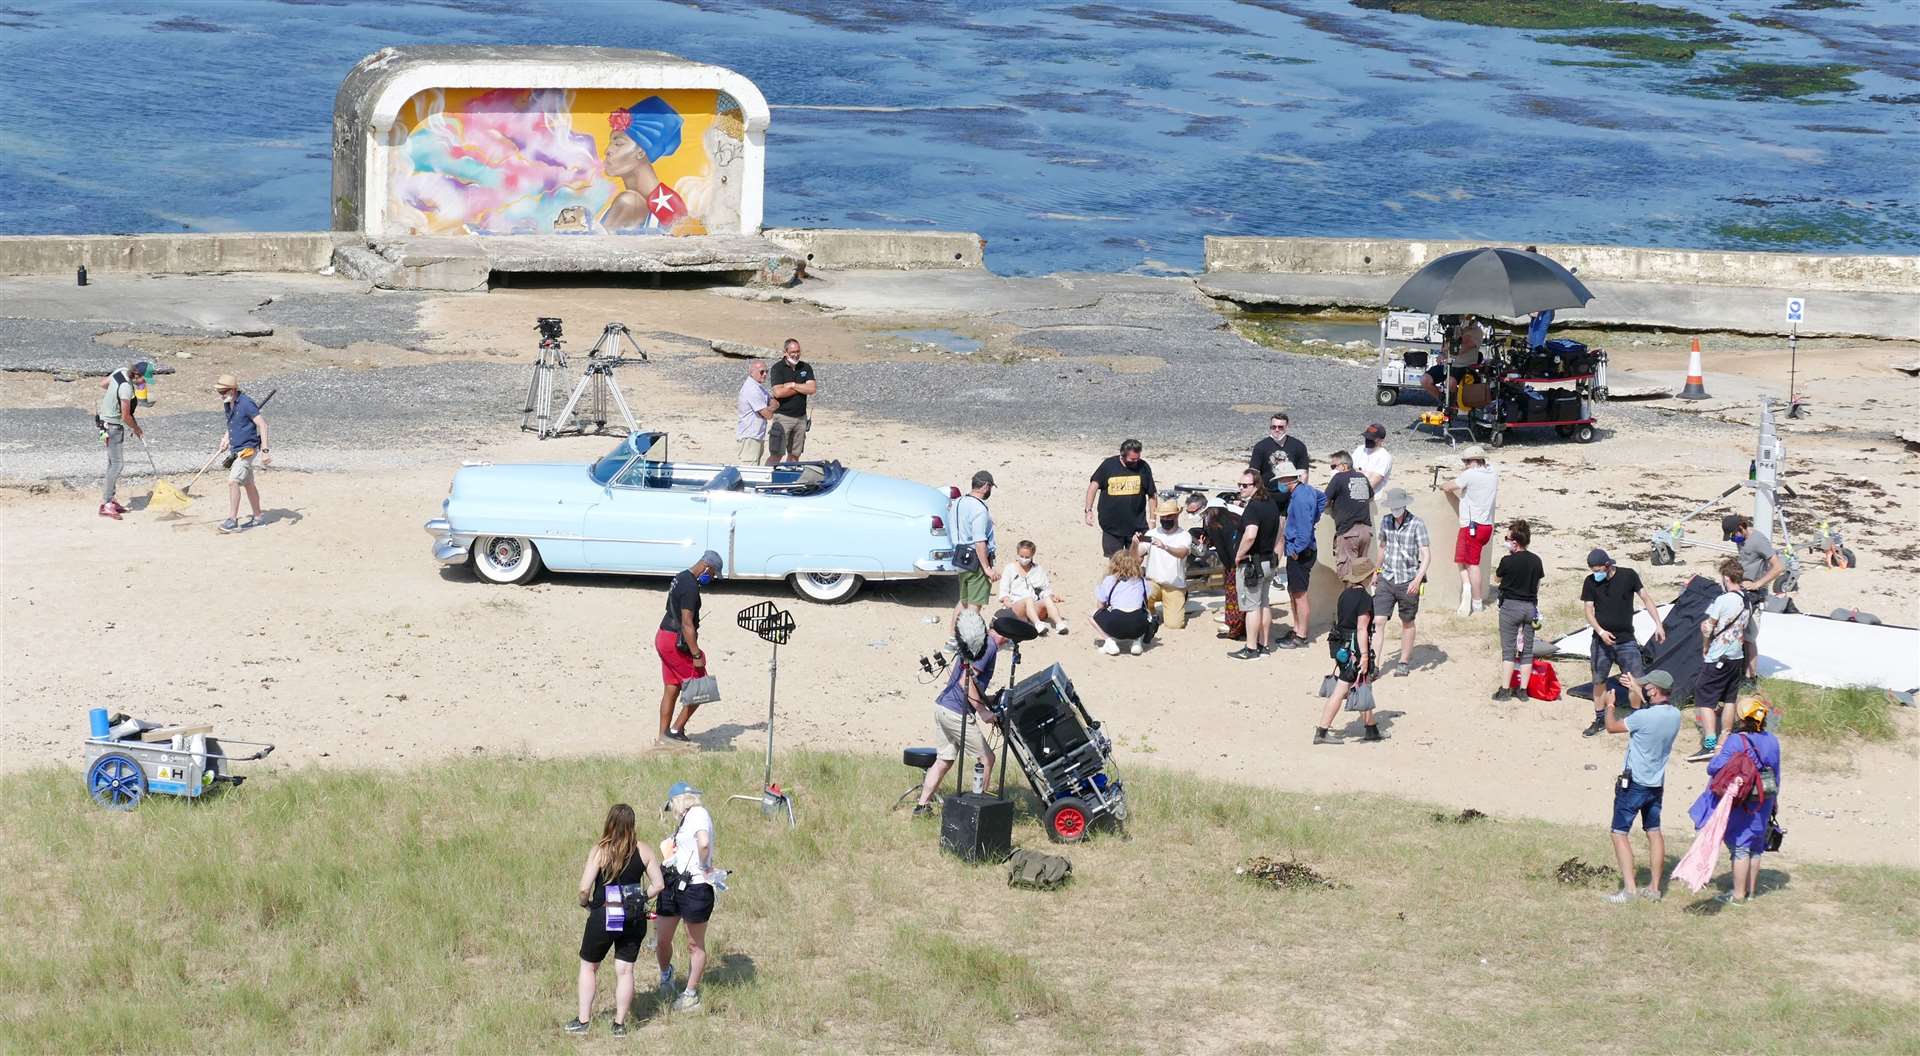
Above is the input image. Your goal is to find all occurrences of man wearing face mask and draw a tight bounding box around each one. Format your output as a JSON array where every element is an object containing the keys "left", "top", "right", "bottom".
[
  {"left": 1722, "top": 514, "right": 1783, "bottom": 688},
  {"left": 1354, "top": 423, "right": 1392, "bottom": 494},
  {"left": 1139, "top": 495, "right": 1193, "bottom": 631},
  {"left": 1086, "top": 440, "right": 1155, "bottom": 557},
  {"left": 657, "top": 551, "right": 724, "bottom": 747},
  {"left": 1579, "top": 549, "right": 1666, "bottom": 737}
]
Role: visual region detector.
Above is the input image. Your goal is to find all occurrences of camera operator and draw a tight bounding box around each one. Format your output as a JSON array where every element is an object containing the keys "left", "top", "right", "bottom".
[
  {"left": 655, "top": 782, "right": 719, "bottom": 1012},
  {"left": 911, "top": 612, "right": 1003, "bottom": 817},
  {"left": 656, "top": 551, "right": 723, "bottom": 747},
  {"left": 1228, "top": 470, "right": 1281, "bottom": 659},
  {"left": 567, "top": 803, "right": 665, "bottom": 1037}
]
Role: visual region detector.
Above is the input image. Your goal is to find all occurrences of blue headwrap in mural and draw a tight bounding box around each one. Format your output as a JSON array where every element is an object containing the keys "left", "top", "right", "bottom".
[{"left": 620, "top": 96, "right": 683, "bottom": 162}]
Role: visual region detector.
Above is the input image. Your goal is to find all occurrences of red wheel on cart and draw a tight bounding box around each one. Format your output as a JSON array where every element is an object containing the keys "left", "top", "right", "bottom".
[{"left": 1044, "top": 797, "right": 1091, "bottom": 843}]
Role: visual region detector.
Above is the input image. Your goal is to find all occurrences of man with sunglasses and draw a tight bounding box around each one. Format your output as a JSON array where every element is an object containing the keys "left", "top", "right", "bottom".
[
  {"left": 1227, "top": 471, "right": 1281, "bottom": 659},
  {"left": 1249, "top": 412, "right": 1308, "bottom": 510}
]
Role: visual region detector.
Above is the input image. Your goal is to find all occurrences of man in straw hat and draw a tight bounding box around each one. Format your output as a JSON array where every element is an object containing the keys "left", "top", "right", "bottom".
[
  {"left": 213, "top": 374, "right": 270, "bottom": 534},
  {"left": 1139, "top": 493, "right": 1192, "bottom": 631},
  {"left": 1440, "top": 443, "right": 1498, "bottom": 616},
  {"left": 1316, "top": 559, "right": 1383, "bottom": 745}
]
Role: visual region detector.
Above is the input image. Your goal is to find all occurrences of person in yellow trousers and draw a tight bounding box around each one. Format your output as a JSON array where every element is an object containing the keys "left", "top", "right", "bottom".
[{"left": 1140, "top": 495, "right": 1192, "bottom": 631}]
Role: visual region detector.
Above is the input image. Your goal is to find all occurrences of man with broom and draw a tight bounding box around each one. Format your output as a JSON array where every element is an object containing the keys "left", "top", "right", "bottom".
[
  {"left": 95, "top": 359, "right": 153, "bottom": 520},
  {"left": 214, "top": 374, "right": 271, "bottom": 534}
]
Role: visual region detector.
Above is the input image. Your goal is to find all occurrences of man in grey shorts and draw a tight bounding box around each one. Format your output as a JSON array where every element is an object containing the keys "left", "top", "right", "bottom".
[
  {"left": 1371, "top": 487, "right": 1429, "bottom": 676},
  {"left": 767, "top": 338, "right": 816, "bottom": 464}
]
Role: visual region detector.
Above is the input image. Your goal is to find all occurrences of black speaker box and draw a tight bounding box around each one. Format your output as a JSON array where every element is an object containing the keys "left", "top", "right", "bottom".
[{"left": 940, "top": 793, "right": 1013, "bottom": 862}]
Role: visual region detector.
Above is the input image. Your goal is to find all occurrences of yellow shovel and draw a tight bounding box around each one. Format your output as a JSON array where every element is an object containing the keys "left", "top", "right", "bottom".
[{"left": 145, "top": 439, "right": 223, "bottom": 516}]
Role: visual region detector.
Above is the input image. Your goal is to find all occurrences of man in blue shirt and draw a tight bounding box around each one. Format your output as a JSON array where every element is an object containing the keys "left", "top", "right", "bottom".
[
  {"left": 911, "top": 614, "right": 1004, "bottom": 817},
  {"left": 214, "top": 374, "right": 271, "bottom": 534},
  {"left": 1275, "top": 463, "right": 1326, "bottom": 649},
  {"left": 1603, "top": 669, "right": 1682, "bottom": 903}
]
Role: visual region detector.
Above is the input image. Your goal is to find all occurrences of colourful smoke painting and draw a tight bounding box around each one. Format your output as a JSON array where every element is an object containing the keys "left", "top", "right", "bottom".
[{"left": 389, "top": 87, "right": 744, "bottom": 236}]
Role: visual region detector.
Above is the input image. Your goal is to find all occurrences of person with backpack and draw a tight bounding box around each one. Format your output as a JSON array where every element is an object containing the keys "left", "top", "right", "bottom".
[
  {"left": 951, "top": 470, "right": 998, "bottom": 618},
  {"left": 94, "top": 360, "right": 153, "bottom": 520},
  {"left": 567, "top": 803, "right": 666, "bottom": 1037},
  {"left": 1691, "top": 698, "right": 1782, "bottom": 906},
  {"left": 1315, "top": 561, "right": 1382, "bottom": 745},
  {"left": 655, "top": 782, "right": 722, "bottom": 1012},
  {"left": 1687, "top": 558, "right": 1751, "bottom": 762}
]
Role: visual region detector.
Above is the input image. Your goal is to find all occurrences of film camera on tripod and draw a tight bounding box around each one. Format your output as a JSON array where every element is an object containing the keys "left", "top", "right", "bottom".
[{"left": 522, "top": 317, "right": 651, "bottom": 439}]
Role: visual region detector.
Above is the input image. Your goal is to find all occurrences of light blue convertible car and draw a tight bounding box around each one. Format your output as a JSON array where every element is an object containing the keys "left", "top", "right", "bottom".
[{"left": 425, "top": 432, "right": 957, "bottom": 603}]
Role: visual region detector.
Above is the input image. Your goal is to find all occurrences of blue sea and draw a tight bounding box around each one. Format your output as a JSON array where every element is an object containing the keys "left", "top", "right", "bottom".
[{"left": 0, "top": 0, "right": 1913, "bottom": 274}]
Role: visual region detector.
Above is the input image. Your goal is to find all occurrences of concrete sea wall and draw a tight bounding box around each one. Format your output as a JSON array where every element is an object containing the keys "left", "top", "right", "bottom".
[
  {"left": 0, "top": 233, "right": 340, "bottom": 277},
  {"left": 1205, "top": 236, "right": 1919, "bottom": 294}
]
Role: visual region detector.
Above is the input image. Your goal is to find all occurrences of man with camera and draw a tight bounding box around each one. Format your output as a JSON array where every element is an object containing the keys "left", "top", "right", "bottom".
[
  {"left": 1138, "top": 495, "right": 1192, "bottom": 631},
  {"left": 952, "top": 471, "right": 998, "bottom": 618},
  {"left": 1602, "top": 668, "right": 1682, "bottom": 902},
  {"left": 767, "top": 338, "right": 816, "bottom": 464},
  {"left": 911, "top": 613, "right": 1004, "bottom": 818}
]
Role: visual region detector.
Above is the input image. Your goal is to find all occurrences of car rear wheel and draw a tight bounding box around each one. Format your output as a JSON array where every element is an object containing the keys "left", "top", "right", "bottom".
[
  {"left": 789, "top": 571, "right": 863, "bottom": 604},
  {"left": 472, "top": 536, "right": 542, "bottom": 585}
]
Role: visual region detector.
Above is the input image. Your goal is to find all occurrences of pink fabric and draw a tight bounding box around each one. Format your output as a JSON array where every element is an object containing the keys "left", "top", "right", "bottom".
[{"left": 1672, "top": 776, "right": 1742, "bottom": 893}]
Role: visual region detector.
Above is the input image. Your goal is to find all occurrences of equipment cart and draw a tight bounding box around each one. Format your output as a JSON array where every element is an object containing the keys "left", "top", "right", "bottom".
[
  {"left": 991, "top": 662, "right": 1129, "bottom": 843},
  {"left": 83, "top": 711, "right": 274, "bottom": 811},
  {"left": 1418, "top": 337, "right": 1609, "bottom": 448},
  {"left": 1373, "top": 311, "right": 1444, "bottom": 407}
]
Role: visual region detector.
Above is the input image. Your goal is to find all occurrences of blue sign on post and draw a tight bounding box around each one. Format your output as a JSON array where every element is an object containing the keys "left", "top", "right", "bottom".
[{"left": 1785, "top": 297, "right": 1805, "bottom": 323}]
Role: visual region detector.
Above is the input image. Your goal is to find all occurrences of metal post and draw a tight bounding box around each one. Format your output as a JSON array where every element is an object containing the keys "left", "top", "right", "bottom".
[
  {"left": 762, "top": 642, "right": 778, "bottom": 790},
  {"left": 1786, "top": 322, "right": 1805, "bottom": 418}
]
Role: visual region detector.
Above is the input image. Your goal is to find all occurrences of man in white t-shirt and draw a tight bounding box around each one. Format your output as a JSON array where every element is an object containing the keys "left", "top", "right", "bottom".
[
  {"left": 1686, "top": 558, "right": 1751, "bottom": 763},
  {"left": 734, "top": 360, "right": 777, "bottom": 465},
  {"left": 1355, "top": 423, "right": 1393, "bottom": 493},
  {"left": 998, "top": 539, "right": 1069, "bottom": 634},
  {"left": 1440, "top": 444, "right": 1499, "bottom": 616},
  {"left": 1137, "top": 495, "right": 1192, "bottom": 630}
]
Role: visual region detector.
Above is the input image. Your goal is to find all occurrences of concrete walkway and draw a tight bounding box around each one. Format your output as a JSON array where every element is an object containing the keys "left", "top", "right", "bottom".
[{"left": 1196, "top": 272, "right": 1920, "bottom": 341}]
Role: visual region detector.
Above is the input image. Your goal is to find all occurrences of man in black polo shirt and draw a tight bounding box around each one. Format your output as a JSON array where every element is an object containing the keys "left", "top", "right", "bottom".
[
  {"left": 767, "top": 338, "right": 817, "bottom": 464},
  {"left": 1085, "top": 439, "right": 1155, "bottom": 557},
  {"left": 1249, "top": 411, "right": 1308, "bottom": 509},
  {"left": 1579, "top": 548, "right": 1666, "bottom": 737}
]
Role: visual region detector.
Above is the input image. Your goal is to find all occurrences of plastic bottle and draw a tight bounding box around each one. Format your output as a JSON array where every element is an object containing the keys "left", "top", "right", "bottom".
[{"left": 971, "top": 760, "right": 985, "bottom": 795}]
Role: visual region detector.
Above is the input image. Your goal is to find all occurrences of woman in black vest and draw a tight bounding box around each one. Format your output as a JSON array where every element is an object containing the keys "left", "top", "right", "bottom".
[{"left": 568, "top": 804, "right": 665, "bottom": 1037}]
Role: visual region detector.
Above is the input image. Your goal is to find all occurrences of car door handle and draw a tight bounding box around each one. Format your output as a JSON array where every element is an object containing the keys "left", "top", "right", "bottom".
[{"left": 691, "top": 495, "right": 708, "bottom": 503}]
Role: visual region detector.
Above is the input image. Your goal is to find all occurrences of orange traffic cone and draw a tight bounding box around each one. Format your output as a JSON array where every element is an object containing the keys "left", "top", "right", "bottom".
[{"left": 1679, "top": 337, "right": 1711, "bottom": 400}]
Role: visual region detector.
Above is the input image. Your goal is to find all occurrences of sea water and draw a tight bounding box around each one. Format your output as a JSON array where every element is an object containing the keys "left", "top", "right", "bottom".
[{"left": 0, "top": 0, "right": 1911, "bottom": 275}]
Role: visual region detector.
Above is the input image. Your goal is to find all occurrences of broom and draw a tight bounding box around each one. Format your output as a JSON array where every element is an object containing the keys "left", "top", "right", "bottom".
[{"left": 145, "top": 387, "right": 278, "bottom": 515}]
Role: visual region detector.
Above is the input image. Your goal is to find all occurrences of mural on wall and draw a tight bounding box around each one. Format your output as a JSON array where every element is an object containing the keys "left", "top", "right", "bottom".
[{"left": 389, "top": 87, "right": 746, "bottom": 236}]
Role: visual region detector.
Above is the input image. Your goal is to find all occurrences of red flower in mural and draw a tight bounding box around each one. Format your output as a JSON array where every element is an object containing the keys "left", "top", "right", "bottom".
[{"left": 608, "top": 110, "right": 632, "bottom": 134}]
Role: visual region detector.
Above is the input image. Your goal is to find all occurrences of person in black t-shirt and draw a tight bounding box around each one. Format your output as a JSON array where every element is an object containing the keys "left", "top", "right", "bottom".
[
  {"left": 766, "top": 338, "right": 817, "bottom": 464},
  {"left": 1249, "top": 412, "right": 1309, "bottom": 510},
  {"left": 1228, "top": 470, "right": 1281, "bottom": 658},
  {"left": 1492, "top": 519, "right": 1546, "bottom": 701},
  {"left": 1578, "top": 548, "right": 1666, "bottom": 736},
  {"left": 1325, "top": 450, "right": 1374, "bottom": 577},
  {"left": 1085, "top": 439, "right": 1155, "bottom": 557},
  {"left": 1316, "top": 561, "right": 1382, "bottom": 744},
  {"left": 656, "top": 550, "right": 724, "bottom": 747}
]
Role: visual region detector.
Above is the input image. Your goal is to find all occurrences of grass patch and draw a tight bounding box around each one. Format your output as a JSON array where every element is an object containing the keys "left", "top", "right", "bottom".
[
  {"left": 1555, "top": 31, "right": 1736, "bottom": 63},
  {"left": 1229, "top": 316, "right": 1374, "bottom": 361},
  {"left": 1350, "top": 0, "right": 1716, "bottom": 32},
  {"left": 1686, "top": 60, "right": 1865, "bottom": 99},
  {"left": 4, "top": 752, "right": 1917, "bottom": 1052},
  {"left": 1761, "top": 679, "right": 1898, "bottom": 743}
]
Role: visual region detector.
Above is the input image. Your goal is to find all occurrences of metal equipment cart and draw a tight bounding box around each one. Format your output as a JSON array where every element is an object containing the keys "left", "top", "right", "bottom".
[
  {"left": 991, "top": 662, "right": 1130, "bottom": 843},
  {"left": 83, "top": 719, "right": 274, "bottom": 811}
]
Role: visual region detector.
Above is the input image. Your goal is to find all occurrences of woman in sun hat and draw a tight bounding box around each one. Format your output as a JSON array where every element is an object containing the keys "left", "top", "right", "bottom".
[
  {"left": 654, "top": 781, "right": 718, "bottom": 1012},
  {"left": 1689, "top": 697, "right": 1782, "bottom": 905}
]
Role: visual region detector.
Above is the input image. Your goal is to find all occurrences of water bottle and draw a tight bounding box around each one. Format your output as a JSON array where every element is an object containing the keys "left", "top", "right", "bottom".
[{"left": 971, "top": 760, "right": 985, "bottom": 795}]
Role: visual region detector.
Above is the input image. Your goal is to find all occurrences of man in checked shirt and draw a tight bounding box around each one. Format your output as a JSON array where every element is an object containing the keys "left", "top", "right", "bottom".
[{"left": 1370, "top": 487, "right": 1431, "bottom": 678}]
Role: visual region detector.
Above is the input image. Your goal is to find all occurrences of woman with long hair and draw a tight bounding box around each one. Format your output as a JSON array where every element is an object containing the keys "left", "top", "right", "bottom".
[
  {"left": 655, "top": 782, "right": 720, "bottom": 1012},
  {"left": 568, "top": 804, "right": 665, "bottom": 1037},
  {"left": 1697, "top": 698, "right": 1783, "bottom": 905},
  {"left": 1085, "top": 547, "right": 1154, "bottom": 655}
]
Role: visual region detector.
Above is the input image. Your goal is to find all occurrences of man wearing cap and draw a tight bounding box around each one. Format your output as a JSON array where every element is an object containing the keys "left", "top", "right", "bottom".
[
  {"left": 1440, "top": 444, "right": 1498, "bottom": 615},
  {"left": 214, "top": 374, "right": 270, "bottom": 534},
  {"left": 1138, "top": 494, "right": 1192, "bottom": 631},
  {"left": 1316, "top": 560, "right": 1383, "bottom": 745},
  {"left": 1086, "top": 440, "right": 1155, "bottom": 557},
  {"left": 952, "top": 471, "right": 998, "bottom": 617},
  {"left": 657, "top": 550, "right": 724, "bottom": 747},
  {"left": 1274, "top": 461, "right": 1325, "bottom": 649},
  {"left": 911, "top": 611, "right": 1003, "bottom": 818},
  {"left": 1602, "top": 668, "right": 1682, "bottom": 902},
  {"left": 1354, "top": 423, "right": 1393, "bottom": 493},
  {"left": 1326, "top": 450, "right": 1374, "bottom": 578},
  {"left": 95, "top": 359, "right": 152, "bottom": 520},
  {"left": 1579, "top": 548, "right": 1667, "bottom": 738},
  {"left": 1723, "top": 513, "right": 1783, "bottom": 687},
  {"left": 1372, "top": 487, "right": 1429, "bottom": 676}
]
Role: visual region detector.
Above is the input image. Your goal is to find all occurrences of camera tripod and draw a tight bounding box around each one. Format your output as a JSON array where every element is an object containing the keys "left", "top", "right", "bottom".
[{"left": 521, "top": 321, "right": 650, "bottom": 439}]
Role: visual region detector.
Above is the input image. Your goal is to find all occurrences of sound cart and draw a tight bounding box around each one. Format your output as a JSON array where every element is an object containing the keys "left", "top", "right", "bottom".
[
  {"left": 1421, "top": 336, "right": 1610, "bottom": 448},
  {"left": 991, "top": 662, "right": 1130, "bottom": 843}
]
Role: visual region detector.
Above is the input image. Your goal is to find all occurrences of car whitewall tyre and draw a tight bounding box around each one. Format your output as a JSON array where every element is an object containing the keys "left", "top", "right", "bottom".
[
  {"left": 790, "top": 571, "right": 863, "bottom": 604},
  {"left": 472, "top": 535, "right": 542, "bottom": 585}
]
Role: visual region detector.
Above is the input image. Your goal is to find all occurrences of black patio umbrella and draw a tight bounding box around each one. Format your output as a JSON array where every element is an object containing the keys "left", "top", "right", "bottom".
[{"left": 1388, "top": 247, "right": 1594, "bottom": 317}]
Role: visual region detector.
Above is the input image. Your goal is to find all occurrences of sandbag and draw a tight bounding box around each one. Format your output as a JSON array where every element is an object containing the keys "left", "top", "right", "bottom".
[{"left": 1007, "top": 848, "right": 1073, "bottom": 890}]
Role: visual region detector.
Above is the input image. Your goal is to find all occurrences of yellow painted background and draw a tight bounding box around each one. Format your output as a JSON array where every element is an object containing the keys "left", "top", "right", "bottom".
[{"left": 398, "top": 87, "right": 724, "bottom": 190}]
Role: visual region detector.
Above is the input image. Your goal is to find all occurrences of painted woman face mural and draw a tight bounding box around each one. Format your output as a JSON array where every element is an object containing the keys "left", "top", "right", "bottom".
[{"left": 600, "top": 96, "right": 689, "bottom": 233}]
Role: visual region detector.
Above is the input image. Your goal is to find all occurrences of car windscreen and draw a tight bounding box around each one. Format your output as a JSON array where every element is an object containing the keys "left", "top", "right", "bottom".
[{"left": 589, "top": 449, "right": 630, "bottom": 486}]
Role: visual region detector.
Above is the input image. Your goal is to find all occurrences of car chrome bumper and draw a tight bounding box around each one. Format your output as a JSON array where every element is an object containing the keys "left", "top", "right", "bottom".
[
  {"left": 425, "top": 518, "right": 471, "bottom": 565},
  {"left": 914, "top": 558, "right": 955, "bottom": 574}
]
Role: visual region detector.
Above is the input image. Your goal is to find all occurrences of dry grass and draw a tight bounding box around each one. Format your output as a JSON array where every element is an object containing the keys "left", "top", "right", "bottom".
[{"left": 3, "top": 751, "right": 1916, "bottom": 1054}]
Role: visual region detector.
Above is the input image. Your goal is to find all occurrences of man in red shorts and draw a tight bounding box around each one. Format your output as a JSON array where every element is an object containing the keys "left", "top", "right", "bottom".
[
  {"left": 1440, "top": 444, "right": 1499, "bottom": 616},
  {"left": 656, "top": 550, "right": 723, "bottom": 748}
]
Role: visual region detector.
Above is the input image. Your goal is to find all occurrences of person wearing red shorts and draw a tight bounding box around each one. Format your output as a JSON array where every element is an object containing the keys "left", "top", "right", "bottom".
[
  {"left": 1441, "top": 445, "right": 1499, "bottom": 616},
  {"left": 656, "top": 550, "right": 723, "bottom": 748}
]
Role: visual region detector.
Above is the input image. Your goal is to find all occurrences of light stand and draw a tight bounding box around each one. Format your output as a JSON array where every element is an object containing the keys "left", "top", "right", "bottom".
[
  {"left": 989, "top": 613, "right": 1040, "bottom": 797},
  {"left": 1786, "top": 320, "right": 1807, "bottom": 419},
  {"left": 728, "top": 601, "right": 797, "bottom": 828}
]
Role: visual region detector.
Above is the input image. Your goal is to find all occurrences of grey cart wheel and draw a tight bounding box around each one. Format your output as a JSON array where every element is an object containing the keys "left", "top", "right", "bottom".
[
  {"left": 471, "top": 535, "right": 542, "bottom": 585},
  {"left": 790, "top": 571, "right": 863, "bottom": 604},
  {"left": 1573, "top": 424, "right": 1595, "bottom": 444},
  {"left": 1376, "top": 386, "right": 1399, "bottom": 407},
  {"left": 1650, "top": 543, "right": 1676, "bottom": 567}
]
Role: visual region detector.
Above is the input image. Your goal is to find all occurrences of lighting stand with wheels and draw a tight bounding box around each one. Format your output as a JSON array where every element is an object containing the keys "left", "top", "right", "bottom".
[{"left": 729, "top": 601, "right": 797, "bottom": 829}]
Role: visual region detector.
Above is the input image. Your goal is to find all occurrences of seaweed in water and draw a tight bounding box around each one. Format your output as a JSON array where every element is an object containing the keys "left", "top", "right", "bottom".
[
  {"left": 1431, "top": 808, "right": 1490, "bottom": 824},
  {"left": 1686, "top": 61, "right": 1864, "bottom": 101},
  {"left": 1238, "top": 856, "right": 1343, "bottom": 891},
  {"left": 1555, "top": 856, "right": 1620, "bottom": 887}
]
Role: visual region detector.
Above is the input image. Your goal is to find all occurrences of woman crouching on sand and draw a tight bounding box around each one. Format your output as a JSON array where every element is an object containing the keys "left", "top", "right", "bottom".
[{"left": 568, "top": 804, "right": 665, "bottom": 1037}]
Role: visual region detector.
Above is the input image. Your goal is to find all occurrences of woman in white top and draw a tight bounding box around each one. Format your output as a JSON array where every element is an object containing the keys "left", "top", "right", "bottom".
[
  {"left": 997, "top": 539, "right": 1069, "bottom": 634},
  {"left": 1085, "top": 548, "right": 1153, "bottom": 655},
  {"left": 654, "top": 782, "right": 717, "bottom": 1012}
]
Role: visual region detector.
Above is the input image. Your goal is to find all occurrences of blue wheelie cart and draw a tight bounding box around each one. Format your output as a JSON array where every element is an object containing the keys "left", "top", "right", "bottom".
[{"left": 82, "top": 710, "right": 274, "bottom": 811}]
